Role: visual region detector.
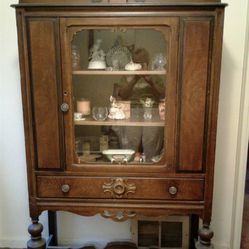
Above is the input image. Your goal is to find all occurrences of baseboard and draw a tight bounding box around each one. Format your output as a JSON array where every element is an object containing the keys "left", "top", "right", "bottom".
[
  {"left": 212, "top": 242, "right": 230, "bottom": 249},
  {"left": 0, "top": 236, "right": 48, "bottom": 249},
  {"left": 0, "top": 239, "right": 27, "bottom": 248},
  {"left": 0, "top": 239, "right": 230, "bottom": 249}
]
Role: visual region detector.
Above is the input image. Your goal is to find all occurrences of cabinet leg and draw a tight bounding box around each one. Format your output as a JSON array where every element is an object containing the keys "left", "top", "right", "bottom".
[
  {"left": 195, "top": 224, "right": 214, "bottom": 248},
  {"left": 27, "top": 218, "right": 46, "bottom": 249}
]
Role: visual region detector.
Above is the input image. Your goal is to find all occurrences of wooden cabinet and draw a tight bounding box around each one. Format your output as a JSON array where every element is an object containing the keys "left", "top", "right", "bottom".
[{"left": 12, "top": 1, "right": 226, "bottom": 248}]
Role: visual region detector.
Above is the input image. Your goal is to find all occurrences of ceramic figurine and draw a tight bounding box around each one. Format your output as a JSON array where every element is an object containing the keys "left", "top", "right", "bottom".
[
  {"left": 88, "top": 39, "right": 106, "bottom": 69},
  {"left": 108, "top": 96, "right": 125, "bottom": 120},
  {"left": 140, "top": 97, "right": 155, "bottom": 108},
  {"left": 140, "top": 97, "right": 155, "bottom": 120}
]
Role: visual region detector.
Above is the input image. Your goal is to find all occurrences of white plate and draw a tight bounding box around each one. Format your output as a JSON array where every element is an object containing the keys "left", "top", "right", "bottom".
[{"left": 106, "top": 46, "right": 132, "bottom": 70}]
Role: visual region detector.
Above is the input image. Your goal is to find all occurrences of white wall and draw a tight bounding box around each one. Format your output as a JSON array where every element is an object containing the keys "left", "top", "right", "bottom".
[
  {"left": 0, "top": 0, "right": 48, "bottom": 246},
  {"left": 0, "top": 0, "right": 248, "bottom": 248},
  {"left": 212, "top": 0, "right": 249, "bottom": 248}
]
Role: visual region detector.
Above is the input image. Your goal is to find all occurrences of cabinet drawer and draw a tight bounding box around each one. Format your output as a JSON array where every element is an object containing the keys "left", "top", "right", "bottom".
[
  {"left": 37, "top": 176, "right": 204, "bottom": 201},
  {"left": 127, "top": 0, "right": 164, "bottom": 3}
]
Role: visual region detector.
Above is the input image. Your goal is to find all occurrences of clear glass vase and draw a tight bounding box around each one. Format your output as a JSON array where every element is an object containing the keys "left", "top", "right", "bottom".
[{"left": 143, "top": 107, "right": 153, "bottom": 120}]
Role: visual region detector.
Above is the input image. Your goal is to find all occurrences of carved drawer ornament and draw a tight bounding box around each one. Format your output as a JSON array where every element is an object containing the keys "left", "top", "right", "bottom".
[
  {"left": 102, "top": 210, "right": 136, "bottom": 222},
  {"left": 102, "top": 178, "right": 136, "bottom": 198}
]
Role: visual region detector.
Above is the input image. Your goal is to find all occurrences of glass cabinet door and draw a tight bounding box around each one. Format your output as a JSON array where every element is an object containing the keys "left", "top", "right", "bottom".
[{"left": 68, "top": 26, "right": 170, "bottom": 166}]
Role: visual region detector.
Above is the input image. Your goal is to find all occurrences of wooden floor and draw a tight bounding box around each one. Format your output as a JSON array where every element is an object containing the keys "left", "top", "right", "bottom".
[
  {"left": 241, "top": 146, "right": 249, "bottom": 249},
  {"left": 241, "top": 194, "right": 249, "bottom": 249}
]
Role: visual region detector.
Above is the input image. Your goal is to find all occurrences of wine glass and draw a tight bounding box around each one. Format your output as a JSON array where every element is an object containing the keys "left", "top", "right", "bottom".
[
  {"left": 151, "top": 53, "right": 167, "bottom": 70},
  {"left": 92, "top": 106, "right": 108, "bottom": 121}
]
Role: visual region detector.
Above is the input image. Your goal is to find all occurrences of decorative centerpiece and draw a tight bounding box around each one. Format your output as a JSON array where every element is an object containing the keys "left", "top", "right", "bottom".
[
  {"left": 88, "top": 39, "right": 106, "bottom": 70},
  {"left": 106, "top": 36, "right": 132, "bottom": 70}
]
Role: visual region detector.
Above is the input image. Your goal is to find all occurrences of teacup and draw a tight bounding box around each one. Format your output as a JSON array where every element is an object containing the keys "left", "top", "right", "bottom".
[{"left": 74, "top": 112, "right": 82, "bottom": 120}]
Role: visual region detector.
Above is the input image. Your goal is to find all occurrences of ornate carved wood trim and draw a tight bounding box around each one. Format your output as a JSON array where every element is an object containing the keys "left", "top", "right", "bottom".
[{"left": 102, "top": 178, "right": 136, "bottom": 198}]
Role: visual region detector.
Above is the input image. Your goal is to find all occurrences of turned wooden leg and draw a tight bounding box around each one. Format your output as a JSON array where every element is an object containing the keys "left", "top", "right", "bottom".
[
  {"left": 27, "top": 218, "right": 46, "bottom": 249},
  {"left": 196, "top": 224, "right": 214, "bottom": 248}
]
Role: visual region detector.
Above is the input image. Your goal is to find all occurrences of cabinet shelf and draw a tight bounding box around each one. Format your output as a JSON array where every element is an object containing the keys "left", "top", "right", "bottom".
[
  {"left": 74, "top": 118, "right": 164, "bottom": 127},
  {"left": 72, "top": 70, "right": 166, "bottom": 76}
]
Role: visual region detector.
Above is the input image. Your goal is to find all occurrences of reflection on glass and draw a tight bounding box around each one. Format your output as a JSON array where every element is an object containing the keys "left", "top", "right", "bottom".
[{"left": 72, "top": 28, "right": 167, "bottom": 164}]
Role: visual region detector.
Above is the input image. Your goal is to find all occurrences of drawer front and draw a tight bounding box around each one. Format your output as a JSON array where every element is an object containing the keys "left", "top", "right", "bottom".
[{"left": 37, "top": 176, "right": 204, "bottom": 201}]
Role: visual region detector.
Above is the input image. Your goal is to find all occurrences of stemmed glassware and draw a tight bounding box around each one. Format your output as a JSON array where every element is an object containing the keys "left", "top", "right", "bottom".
[{"left": 92, "top": 106, "right": 108, "bottom": 121}]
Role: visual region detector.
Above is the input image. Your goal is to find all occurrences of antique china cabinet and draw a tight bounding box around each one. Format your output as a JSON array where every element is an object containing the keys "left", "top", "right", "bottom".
[{"left": 12, "top": 0, "right": 226, "bottom": 248}]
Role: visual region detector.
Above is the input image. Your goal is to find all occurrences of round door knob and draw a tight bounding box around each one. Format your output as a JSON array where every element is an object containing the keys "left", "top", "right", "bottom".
[
  {"left": 168, "top": 186, "right": 178, "bottom": 196},
  {"left": 61, "top": 103, "right": 69, "bottom": 112},
  {"left": 61, "top": 184, "right": 70, "bottom": 193}
]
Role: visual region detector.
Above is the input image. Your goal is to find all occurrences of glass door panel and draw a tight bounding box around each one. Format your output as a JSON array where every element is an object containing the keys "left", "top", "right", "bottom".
[{"left": 71, "top": 27, "right": 168, "bottom": 165}]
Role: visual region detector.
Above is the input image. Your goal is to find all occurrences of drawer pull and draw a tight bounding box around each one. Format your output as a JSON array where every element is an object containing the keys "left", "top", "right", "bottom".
[
  {"left": 168, "top": 186, "right": 178, "bottom": 196},
  {"left": 61, "top": 184, "right": 70, "bottom": 193}
]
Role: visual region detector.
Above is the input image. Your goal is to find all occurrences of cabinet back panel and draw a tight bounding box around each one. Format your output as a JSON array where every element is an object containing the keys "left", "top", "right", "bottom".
[
  {"left": 28, "top": 19, "right": 62, "bottom": 169},
  {"left": 178, "top": 18, "right": 211, "bottom": 172}
]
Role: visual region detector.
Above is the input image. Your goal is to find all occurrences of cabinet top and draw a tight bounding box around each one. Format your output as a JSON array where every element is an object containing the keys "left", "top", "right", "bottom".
[{"left": 13, "top": 0, "right": 227, "bottom": 7}]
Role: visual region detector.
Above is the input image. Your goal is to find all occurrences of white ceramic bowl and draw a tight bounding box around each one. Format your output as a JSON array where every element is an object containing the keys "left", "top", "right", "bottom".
[
  {"left": 102, "top": 149, "right": 135, "bottom": 163},
  {"left": 88, "top": 61, "right": 106, "bottom": 70}
]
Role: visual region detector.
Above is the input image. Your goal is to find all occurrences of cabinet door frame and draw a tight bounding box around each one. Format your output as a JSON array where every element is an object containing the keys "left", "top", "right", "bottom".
[
  {"left": 176, "top": 16, "right": 215, "bottom": 173},
  {"left": 60, "top": 16, "right": 179, "bottom": 175},
  {"left": 25, "top": 17, "right": 65, "bottom": 171}
]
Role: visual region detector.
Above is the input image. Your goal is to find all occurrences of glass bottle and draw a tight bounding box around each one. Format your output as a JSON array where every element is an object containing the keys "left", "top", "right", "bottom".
[{"left": 71, "top": 44, "right": 81, "bottom": 70}]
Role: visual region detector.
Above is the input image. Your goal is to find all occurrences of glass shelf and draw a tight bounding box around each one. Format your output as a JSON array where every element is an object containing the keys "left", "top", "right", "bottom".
[
  {"left": 74, "top": 118, "right": 164, "bottom": 127},
  {"left": 72, "top": 70, "right": 166, "bottom": 76}
]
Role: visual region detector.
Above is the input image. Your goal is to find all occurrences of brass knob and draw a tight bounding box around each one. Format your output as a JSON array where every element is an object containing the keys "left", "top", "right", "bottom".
[
  {"left": 103, "top": 178, "right": 136, "bottom": 198},
  {"left": 61, "top": 184, "right": 70, "bottom": 193},
  {"left": 168, "top": 186, "right": 177, "bottom": 195},
  {"left": 60, "top": 103, "right": 69, "bottom": 112},
  {"left": 113, "top": 182, "right": 126, "bottom": 195}
]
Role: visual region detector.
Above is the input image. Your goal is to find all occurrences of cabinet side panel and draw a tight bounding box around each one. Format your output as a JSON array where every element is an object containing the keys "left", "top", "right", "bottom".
[
  {"left": 27, "top": 19, "right": 62, "bottom": 169},
  {"left": 178, "top": 19, "right": 211, "bottom": 172}
]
